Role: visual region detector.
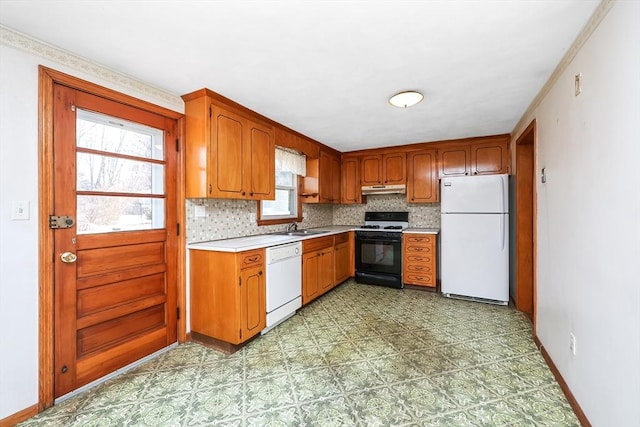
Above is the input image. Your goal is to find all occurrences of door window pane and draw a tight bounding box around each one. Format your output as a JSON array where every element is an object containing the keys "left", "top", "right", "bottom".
[
  {"left": 77, "top": 152, "right": 164, "bottom": 194},
  {"left": 76, "top": 109, "right": 164, "bottom": 160},
  {"left": 77, "top": 195, "right": 165, "bottom": 234}
]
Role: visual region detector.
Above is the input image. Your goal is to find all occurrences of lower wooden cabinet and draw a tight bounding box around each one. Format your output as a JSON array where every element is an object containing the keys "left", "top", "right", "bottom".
[
  {"left": 302, "top": 232, "right": 353, "bottom": 305},
  {"left": 333, "top": 232, "right": 352, "bottom": 284},
  {"left": 302, "top": 236, "right": 333, "bottom": 304},
  {"left": 403, "top": 233, "right": 437, "bottom": 288},
  {"left": 190, "top": 248, "right": 266, "bottom": 345}
]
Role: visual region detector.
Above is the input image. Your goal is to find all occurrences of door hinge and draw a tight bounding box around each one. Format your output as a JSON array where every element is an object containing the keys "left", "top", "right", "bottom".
[
  {"left": 176, "top": 307, "right": 180, "bottom": 320},
  {"left": 177, "top": 223, "right": 180, "bottom": 236},
  {"left": 175, "top": 138, "right": 179, "bottom": 152},
  {"left": 209, "top": 105, "right": 212, "bottom": 118},
  {"left": 238, "top": 276, "right": 241, "bottom": 286}
]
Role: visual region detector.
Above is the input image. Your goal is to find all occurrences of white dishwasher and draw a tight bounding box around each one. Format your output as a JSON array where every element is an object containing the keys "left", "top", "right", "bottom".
[{"left": 262, "top": 241, "right": 302, "bottom": 334}]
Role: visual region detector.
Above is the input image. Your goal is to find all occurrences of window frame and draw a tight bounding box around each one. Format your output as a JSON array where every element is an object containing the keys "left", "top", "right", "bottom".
[{"left": 257, "top": 175, "right": 303, "bottom": 226}]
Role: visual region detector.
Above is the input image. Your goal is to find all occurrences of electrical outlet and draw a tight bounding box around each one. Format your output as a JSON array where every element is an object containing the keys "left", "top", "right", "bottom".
[
  {"left": 249, "top": 213, "right": 257, "bottom": 223},
  {"left": 569, "top": 333, "right": 577, "bottom": 356},
  {"left": 194, "top": 205, "right": 206, "bottom": 218}
]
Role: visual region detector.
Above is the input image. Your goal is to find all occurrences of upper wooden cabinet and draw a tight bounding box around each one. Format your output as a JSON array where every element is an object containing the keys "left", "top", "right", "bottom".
[
  {"left": 407, "top": 149, "right": 438, "bottom": 203},
  {"left": 304, "top": 150, "right": 341, "bottom": 204},
  {"left": 183, "top": 90, "right": 275, "bottom": 200},
  {"left": 471, "top": 140, "right": 509, "bottom": 175},
  {"left": 361, "top": 152, "right": 406, "bottom": 186},
  {"left": 438, "top": 136, "right": 509, "bottom": 177},
  {"left": 341, "top": 155, "right": 362, "bottom": 204}
]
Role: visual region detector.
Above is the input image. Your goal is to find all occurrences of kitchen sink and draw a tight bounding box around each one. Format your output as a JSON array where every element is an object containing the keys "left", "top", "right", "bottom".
[{"left": 272, "top": 229, "right": 329, "bottom": 236}]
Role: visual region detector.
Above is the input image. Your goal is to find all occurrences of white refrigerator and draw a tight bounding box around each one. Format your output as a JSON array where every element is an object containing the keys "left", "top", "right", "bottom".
[{"left": 440, "top": 174, "right": 509, "bottom": 304}]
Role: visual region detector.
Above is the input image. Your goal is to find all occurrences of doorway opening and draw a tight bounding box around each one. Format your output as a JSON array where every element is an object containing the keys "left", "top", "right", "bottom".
[{"left": 515, "top": 120, "right": 536, "bottom": 324}]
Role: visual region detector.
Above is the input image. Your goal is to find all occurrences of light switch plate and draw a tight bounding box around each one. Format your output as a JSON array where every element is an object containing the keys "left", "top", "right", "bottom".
[{"left": 11, "top": 200, "right": 30, "bottom": 220}]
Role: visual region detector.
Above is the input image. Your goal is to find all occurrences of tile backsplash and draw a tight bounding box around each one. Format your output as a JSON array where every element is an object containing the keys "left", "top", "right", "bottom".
[
  {"left": 333, "top": 194, "right": 441, "bottom": 228},
  {"left": 186, "top": 194, "right": 440, "bottom": 243},
  {"left": 186, "top": 199, "right": 333, "bottom": 243}
]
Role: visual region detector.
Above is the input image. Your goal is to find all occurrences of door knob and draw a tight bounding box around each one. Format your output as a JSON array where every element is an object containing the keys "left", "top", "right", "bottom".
[{"left": 60, "top": 252, "right": 77, "bottom": 263}]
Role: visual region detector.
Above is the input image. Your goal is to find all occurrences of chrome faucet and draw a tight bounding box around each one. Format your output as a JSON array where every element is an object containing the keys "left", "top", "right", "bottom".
[{"left": 287, "top": 222, "right": 298, "bottom": 232}]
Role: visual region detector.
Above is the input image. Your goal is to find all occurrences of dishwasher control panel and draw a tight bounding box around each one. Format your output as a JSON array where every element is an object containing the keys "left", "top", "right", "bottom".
[{"left": 266, "top": 241, "right": 302, "bottom": 264}]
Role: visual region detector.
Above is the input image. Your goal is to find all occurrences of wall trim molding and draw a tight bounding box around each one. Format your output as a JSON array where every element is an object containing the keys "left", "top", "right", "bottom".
[
  {"left": 511, "top": 0, "right": 615, "bottom": 140},
  {"left": 534, "top": 336, "right": 592, "bottom": 427},
  {"left": 0, "top": 24, "right": 183, "bottom": 112},
  {"left": 0, "top": 404, "right": 38, "bottom": 427}
]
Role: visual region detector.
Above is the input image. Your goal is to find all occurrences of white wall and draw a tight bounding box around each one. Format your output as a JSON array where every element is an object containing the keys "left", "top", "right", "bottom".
[
  {"left": 0, "top": 41, "right": 182, "bottom": 419},
  {"left": 519, "top": 2, "right": 640, "bottom": 425}
]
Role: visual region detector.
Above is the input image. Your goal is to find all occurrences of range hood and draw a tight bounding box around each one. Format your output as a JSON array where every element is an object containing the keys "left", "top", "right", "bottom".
[{"left": 361, "top": 184, "right": 406, "bottom": 195}]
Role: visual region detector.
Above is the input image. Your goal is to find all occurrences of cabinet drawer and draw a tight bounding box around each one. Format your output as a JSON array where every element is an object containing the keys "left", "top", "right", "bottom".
[
  {"left": 303, "top": 235, "right": 334, "bottom": 253},
  {"left": 404, "top": 273, "right": 435, "bottom": 286},
  {"left": 405, "top": 235, "right": 434, "bottom": 245},
  {"left": 405, "top": 264, "right": 433, "bottom": 273},
  {"left": 405, "top": 245, "right": 433, "bottom": 254},
  {"left": 240, "top": 249, "right": 264, "bottom": 270},
  {"left": 406, "top": 254, "right": 432, "bottom": 263},
  {"left": 334, "top": 232, "right": 349, "bottom": 245}
]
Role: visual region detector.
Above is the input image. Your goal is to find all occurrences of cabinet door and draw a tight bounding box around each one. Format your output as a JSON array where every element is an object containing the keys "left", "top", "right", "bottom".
[
  {"left": 330, "top": 154, "right": 341, "bottom": 204},
  {"left": 247, "top": 120, "right": 275, "bottom": 199},
  {"left": 318, "top": 151, "right": 332, "bottom": 203},
  {"left": 319, "top": 250, "right": 334, "bottom": 292},
  {"left": 471, "top": 140, "right": 509, "bottom": 175},
  {"left": 211, "top": 106, "right": 245, "bottom": 197},
  {"left": 407, "top": 149, "right": 438, "bottom": 203},
  {"left": 333, "top": 242, "right": 350, "bottom": 285},
  {"left": 341, "top": 156, "right": 361, "bottom": 204},
  {"left": 383, "top": 152, "right": 406, "bottom": 185},
  {"left": 239, "top": 265, "right": 266, "bottom": 342},
  {"left": 361, "top": 155, "right": 382, "bottom": 185},
  {"left": 302, "top": 251, "right": 320, "bottom": 305},
  {"left": 439, "top": 145, "right": 471, "bottom": 177}
]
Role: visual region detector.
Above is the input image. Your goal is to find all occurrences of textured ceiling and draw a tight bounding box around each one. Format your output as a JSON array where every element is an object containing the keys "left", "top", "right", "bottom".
[{"left": 0, "top": 0, "right": 600, "bottom": 152}]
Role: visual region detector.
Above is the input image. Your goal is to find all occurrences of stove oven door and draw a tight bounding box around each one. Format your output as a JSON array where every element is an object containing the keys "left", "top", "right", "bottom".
[{"left": 355, "top": 234, "right": 402, "bottom": 276}]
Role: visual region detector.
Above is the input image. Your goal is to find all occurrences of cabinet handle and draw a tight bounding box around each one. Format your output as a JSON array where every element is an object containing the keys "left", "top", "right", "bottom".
[
  {"left": 473, "top": 171, "right": 478, "bottom": 175},
  {"left": 209, "top": 184, "right": 212, "bottom": 193},
  {"left": 247, "top": 256, "right": 258, "bottom": 262},
  {"left": 242, "top": 191, "right": 246, "bottom": 196},
  {"left": 259, "top": 271, "right": 263, "bottom": 275}
]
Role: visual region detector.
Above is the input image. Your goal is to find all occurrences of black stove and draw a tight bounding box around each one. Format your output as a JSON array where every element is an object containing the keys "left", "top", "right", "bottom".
[{"left": 355, "top": 212, "right": 408, "bottom": 289}]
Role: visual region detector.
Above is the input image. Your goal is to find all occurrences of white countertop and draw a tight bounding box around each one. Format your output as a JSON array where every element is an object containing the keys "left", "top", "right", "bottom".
[
  {"left": 403, "top": 228, "right": 440, "bottom": 234},
  {"left": 188, "top": 225, "right": 356, "bottom": 252}
]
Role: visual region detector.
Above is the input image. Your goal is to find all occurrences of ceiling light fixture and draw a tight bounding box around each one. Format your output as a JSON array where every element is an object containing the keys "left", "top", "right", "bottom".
[{"left": 389, "top": 91, "right": 424, "bottom": 108}]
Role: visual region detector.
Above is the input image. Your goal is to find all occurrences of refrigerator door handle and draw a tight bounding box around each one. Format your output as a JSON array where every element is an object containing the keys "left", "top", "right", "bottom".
[{"left": 499, "top": 214, "right": 506, "bottom": 251}]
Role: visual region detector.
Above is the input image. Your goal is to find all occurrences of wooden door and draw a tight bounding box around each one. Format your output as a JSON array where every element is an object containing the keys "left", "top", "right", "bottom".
[
  {"left": 53, "top": 85, "right": 177, "bottom": 398},
  {"left": 439, "top": 145, "right": 471, "bottom": 177},
  {"left": 240, "top": 265, "right": 266, "bottom": 341},
  {"left": 407, "top": 149, "right": 438, "bottom": 203},
  {"left": 382, "top": 152, "right": 406, "bottom": 185},
  {"left": 302, "top": 252, "right": 320, "bottom": 304},
  {"left": 247, "top": 120, "right": 274, "bottom": 200},
  {"left": 341, "top": 156, "right": 361, "bottom": 204},
  {"left": 211, "top": 105, "right": 245, "bottom": 197},
  {"left": 471, "top": 140, "right": 509, "bottom": 175},
  {"left": 361, "top": 155, "right": 382, "bottom": 185}
]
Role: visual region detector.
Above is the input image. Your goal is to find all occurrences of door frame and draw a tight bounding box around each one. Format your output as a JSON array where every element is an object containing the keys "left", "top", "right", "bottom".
[
  {"left": 38, "top": 66, "right": 186, "bottom": 410},
  {"left": 514, "top": 119, "right": 537, "bottom": 328}
]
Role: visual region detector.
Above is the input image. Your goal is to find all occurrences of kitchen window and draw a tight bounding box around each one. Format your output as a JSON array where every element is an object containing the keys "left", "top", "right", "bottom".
[{"left": 257, "top": 147, "right": 305, "bottom": 225}]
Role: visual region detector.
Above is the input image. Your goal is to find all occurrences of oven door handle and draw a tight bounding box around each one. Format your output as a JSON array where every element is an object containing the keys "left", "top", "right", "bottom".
[{"left": 356, "top": 237, "right": 402, "bottom": 244}]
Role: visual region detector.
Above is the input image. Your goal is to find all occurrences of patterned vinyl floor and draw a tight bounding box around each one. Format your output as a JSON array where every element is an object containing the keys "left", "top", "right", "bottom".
[{"left": 19, "top": 280, "right": 579, "bottom": 426}]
